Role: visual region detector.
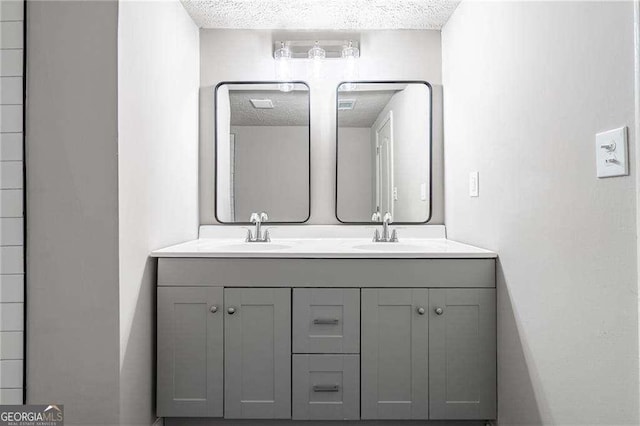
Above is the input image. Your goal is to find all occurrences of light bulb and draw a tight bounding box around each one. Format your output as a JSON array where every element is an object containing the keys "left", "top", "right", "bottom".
[
  {"left": 342, "top": 40, "right": 360, "bottom": 90},
  {"left": 274, "top": 42, "right": 293, "bottom": 92},
  {"left": 307, "top": 41, "right": 325, "bottom": 80}
]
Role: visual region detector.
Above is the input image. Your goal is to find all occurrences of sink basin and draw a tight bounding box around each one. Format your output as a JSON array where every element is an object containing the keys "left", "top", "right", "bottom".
[
  {"left": 220, "top": 243, "right": 291, "bottom": 251},
  {"left": 353, "top": 243, "right": 429, "bottom": 251}
]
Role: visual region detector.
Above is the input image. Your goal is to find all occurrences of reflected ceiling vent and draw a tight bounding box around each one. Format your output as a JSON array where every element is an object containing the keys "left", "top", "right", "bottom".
[
  {"left": 250, "top": 99, "right": 274, "bottom": 109},
  {"left": 338, "top": 99, "right": 356, "bottom": 110}
]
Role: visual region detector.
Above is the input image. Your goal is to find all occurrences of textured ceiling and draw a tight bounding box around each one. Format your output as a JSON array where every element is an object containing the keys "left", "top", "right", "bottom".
[
  {"left": 230, "top": 90, "right": 309, "bottom": 126},
  {"left": 338, "top": 90, "right": 397, "bottom": 127},
  {"left": 181, "top": 0, "right": 461, "bottom": 30}
]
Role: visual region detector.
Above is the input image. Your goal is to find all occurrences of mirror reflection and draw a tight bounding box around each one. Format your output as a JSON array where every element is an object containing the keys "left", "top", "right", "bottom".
[
  {"left": 336, "top": 81, "right": 432, "bottom": 223},
  {"left": 215, "top": 82, "right": 310, "bottom": 223}
]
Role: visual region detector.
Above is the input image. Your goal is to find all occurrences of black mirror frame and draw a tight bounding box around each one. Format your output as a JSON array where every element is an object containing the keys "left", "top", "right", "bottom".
[
  {"left": 214, "top": 80, "right": 312, "bottom": 224},
  {"left": 334, "top": 80, "right": 433, "bottom": 224}
]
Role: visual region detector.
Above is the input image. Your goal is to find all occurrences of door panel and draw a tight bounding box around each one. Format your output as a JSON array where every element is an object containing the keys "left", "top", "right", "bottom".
[
  {"left": 361, "top": 288, "right": 428, "bottom": 419},
  {"left": 429, "top": 288, "right": 496, "bottom": 419},
  {"left": 157, "top": 287, "right": 223, "bottom": 417},
  {"left": 224, "top": 288, "right": 291, "bottom": 419}
]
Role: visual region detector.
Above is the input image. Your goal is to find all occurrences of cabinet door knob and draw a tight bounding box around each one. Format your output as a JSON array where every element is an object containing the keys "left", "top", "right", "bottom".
[
  {"left": 435, "top": 307, "right": 444, "bottom": 315},
  {"left": 227, "top": 307, "right": 236, "bottom": 315},
  {"left": 210, "top": 305, "right": 218, "bottom": 314},
  {"left": 417, "top": 307, "right": 425, "bottom": 315}
]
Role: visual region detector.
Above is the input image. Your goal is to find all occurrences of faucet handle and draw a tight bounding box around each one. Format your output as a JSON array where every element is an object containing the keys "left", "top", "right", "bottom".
[
  {"left": 245, "top": 228, "right": 254, "bottom": 242},
  {"left": 372, "top": 229, "right": 381, "bottom": 242},
  {"left": 263, "top": 228, "right": 271, "bottom": 242},
  {"left": 259, "top": 212, "right": 269, "bottom": 222},
  {"left": 249, "top": 212, "right": 260, "bottom": 223},
  {"left": 390, "top": 229, "right": 399, "bottom": 242},
  {"left": 371, "top": 212, "right": 381, "bottom": 222}
]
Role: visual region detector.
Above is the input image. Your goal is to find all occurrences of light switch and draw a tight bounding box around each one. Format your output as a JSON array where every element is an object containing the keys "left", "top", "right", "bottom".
[
  {"left": 420, "top": 183, "right": 427, "bottom": 201},
  {"left": 469, "top": 172, "right": 479, "bottom": 197},
  {"left": 596, "top": 127, "right": 628, "bottom": 178}
]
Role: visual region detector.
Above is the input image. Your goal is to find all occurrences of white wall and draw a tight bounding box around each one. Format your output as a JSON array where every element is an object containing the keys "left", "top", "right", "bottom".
[
  {"left": 337, "top": 127, "right": 372, "bottom": 222},
  {"left": 230, "top": 125, "right": 309, "bottom": 222},
  {"left": 27, "top": 1, "right": 120, "bottom": 424},
  {"left": 442, "top": 2, "right": 638, "bottom": 424},
  {"left": 200, "top": 29, "right": 444, "bottom": 224},
  {"left": 118, "top": 1, "right": 199, "bottom": 424},
  {"left": 216, "top": 85, "right": 232, "bottom": 220}
]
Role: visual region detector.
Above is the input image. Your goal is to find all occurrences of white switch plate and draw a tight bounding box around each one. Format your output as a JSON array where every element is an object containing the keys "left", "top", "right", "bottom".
[
  {"left": 596, "top": 127, "right": 628, "bottom": 178},
  {"left": 469, "top": 172, "right": 479, "bottom": 197},
  {"left": 420, "top": 183, "right": 427, "bottom": 201}
]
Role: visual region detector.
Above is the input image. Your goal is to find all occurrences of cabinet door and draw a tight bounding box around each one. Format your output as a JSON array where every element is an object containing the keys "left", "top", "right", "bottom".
[
  {"left": 429, "top": 288, "right": 496, "bottom": 420},
  {"left": 224, "top": 288, "right": 291, "bottom": 419},
  {"left": 361, "top": 289, "right": 429, "bottom": 420},
  {"left": 157, "top": 287, "right": 223, "bottom": 417}
]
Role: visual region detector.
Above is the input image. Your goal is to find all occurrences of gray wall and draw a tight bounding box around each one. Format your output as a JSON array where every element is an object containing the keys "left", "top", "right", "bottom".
[
  {"left": 337, "top": 127, "right": 372, "bottom": 222},
  {"left": 372, "top": 84, "right": 431, "bottom": 222},
  {"left": 200, "top": 29, "right": 444, "bottom": 224},
  {"left": 0, "top": 0, "right": 25, "bottom": 405},
  {"left": 26, "top": 1, "right": 120, "bottom": 424},
  {"left": 118, "top": 1, "right": 200, "bottom": 425},
  {"left": 230, "top": 125, "right": 309, "bottom": 222},
  {"left": 442, "top": 1, "right": 638, "bottom": 424}
]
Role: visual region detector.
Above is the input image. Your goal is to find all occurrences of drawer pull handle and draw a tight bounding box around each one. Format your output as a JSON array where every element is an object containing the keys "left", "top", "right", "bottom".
[
  {"left": 313, "top": 318, "right": 339, "bottom": 325},
  {"left": 313, "top": 384, "right": 340, "bottom": 392}
]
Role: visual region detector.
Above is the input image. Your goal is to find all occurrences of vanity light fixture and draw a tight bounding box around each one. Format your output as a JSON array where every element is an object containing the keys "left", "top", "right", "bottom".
[
  {"left": 274, "top": 41, "right": 294, "bottom": 92},
  {"left": 272, "top": 38, "right": 361, "bottom": 82}
]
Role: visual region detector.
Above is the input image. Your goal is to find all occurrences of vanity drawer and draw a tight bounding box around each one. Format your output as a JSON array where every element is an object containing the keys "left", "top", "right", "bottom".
[
  {"left": 292, "top": 354, "right": 360, "bottom": 420},
  {"left": 293, "top": 288, "right": 360, "bottom": 353}
]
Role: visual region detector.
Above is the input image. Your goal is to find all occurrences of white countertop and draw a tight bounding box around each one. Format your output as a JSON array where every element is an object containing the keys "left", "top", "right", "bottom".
[{"left": 151, "top": 226, "right": 496, "bottom": 259}]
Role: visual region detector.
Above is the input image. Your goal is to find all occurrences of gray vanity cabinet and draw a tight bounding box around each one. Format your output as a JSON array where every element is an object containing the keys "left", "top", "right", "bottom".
[
  {"left": 155, "top": 257, "right": 497, "bottom": 422},
  {"left": 157, "top": 287, "right": 223, "bottom": 417},
  {"left": 224, "top": 288, "right": 292, "bottom": 419},
  {"left": 429, "top": 288, "right": 496, "bottom": 420},
  {"left": 361, "top": 288, "right": 429, "bottom": 420}
]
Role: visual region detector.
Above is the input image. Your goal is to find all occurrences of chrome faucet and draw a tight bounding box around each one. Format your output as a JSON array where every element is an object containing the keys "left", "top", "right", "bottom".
[
  {"left": 246, "top": 212, "right": 271, "bottom": 242},
  {"left": 371, "top": 211, "right": 398, "bottom": 242}
]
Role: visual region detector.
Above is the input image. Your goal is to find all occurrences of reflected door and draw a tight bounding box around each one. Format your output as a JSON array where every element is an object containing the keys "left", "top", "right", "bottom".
[{"left": 375, "top": 111, "right": 393, "bottom": 216}]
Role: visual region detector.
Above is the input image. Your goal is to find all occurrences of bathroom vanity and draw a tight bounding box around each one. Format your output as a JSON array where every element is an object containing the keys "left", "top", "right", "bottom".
[
  {"left": 152, "top": 79, "right": 496, "bottom": 424},
  {"left": 152, "top": 226, "right": 497, "bottom": 424}
]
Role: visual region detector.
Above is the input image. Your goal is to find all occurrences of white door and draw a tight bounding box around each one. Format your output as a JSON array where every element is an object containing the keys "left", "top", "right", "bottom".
[{"left": 375, "top": 111, "right": 393, "bottom": 216}]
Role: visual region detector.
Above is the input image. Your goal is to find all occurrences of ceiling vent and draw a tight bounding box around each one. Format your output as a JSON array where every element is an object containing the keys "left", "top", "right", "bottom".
[
  {"left": 250, "top": 99, "right": 274, "bottom": 109},
  {"left": 338, "top": 99, "right": 356, "bottom": 110}
]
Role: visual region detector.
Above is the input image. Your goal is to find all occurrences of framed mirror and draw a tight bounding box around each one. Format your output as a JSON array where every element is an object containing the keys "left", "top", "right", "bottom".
[
  {"left": 335, "top": 81, "right": 432, "bottom": 224},
  {"left": 215, "top": 82, "right": 311, "bottom": 223}
]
